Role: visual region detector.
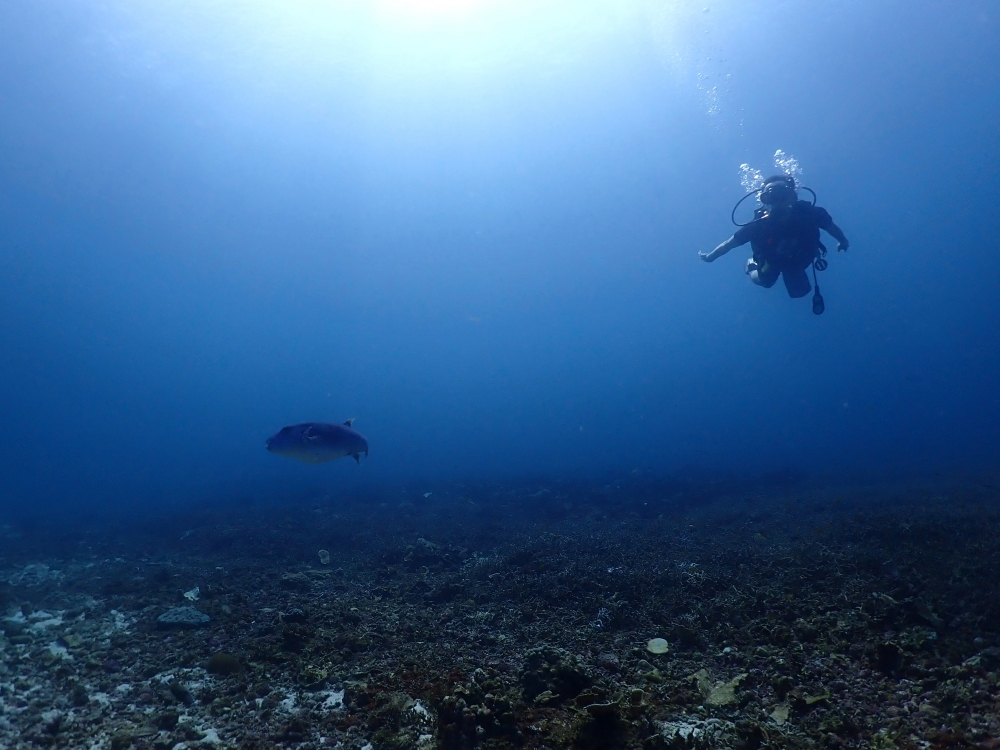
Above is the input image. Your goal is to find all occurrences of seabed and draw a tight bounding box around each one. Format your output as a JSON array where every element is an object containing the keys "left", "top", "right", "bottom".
[{"left": 2, "top": 476, "right": 999, "bottom": 750}]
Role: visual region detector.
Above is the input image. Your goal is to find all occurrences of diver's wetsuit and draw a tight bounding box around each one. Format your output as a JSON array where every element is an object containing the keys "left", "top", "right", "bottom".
[{"left": 734, "top": 200, "right": 833, "bottom": 298}]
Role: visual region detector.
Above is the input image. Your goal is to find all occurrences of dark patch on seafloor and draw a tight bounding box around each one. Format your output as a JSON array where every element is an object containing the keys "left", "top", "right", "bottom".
[{"left": 2, "top": 477, "right": 1000, "bottom": 749}]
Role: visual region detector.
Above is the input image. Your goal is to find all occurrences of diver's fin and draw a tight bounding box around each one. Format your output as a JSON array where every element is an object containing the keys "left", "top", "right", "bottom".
[
  {"left": 343, "top": 418, "right": 355, "bottom": 427},
  {"left": 352, "top": 453, "right": 361, "bottom": 464}
]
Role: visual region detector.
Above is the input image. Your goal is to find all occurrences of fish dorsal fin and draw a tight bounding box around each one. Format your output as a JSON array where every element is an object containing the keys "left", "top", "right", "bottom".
[{"left": 343, "top": 418, "right": 355, "bottom": 427}]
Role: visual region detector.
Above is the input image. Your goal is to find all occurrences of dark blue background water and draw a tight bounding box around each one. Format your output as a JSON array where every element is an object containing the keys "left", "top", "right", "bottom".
[{"left": 1, "top": 1, "right": 997, "bottom": 515}]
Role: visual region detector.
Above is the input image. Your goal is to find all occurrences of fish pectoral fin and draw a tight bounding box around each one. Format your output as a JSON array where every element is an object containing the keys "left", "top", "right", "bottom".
[
  {"left": 343, "top": 418, "right": 355, "bottom": 427},
  {"left": 305, "top": 434, "right": 320, "bottom": 442},
  {"left": 352, "top": 453, "right": 361, "bottom": 464}
]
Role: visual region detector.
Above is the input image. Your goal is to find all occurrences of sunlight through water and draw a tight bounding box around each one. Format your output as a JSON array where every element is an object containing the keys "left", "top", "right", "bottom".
[
  {"left": 95, "top": 0, "right": 678, "bottom": 99},
  {"left": 375, "top": 0, "right": 492, "bottom": 19}
]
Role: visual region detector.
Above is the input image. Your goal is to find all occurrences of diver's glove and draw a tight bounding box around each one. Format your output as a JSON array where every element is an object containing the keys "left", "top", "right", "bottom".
[{"left": 837, "top": 240, "right": 850, "bottom": 252}]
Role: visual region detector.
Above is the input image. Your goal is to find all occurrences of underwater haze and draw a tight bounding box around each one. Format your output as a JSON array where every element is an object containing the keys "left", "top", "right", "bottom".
[{"left": 1, "top": 0, "right": 998, "bottom": 517}]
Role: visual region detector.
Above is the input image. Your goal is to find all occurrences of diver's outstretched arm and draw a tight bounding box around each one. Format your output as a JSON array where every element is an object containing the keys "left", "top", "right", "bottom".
[
  {"left": 700, "top": 235, "right": 743, "bottom": 262},
  {"left": 827, "top": 222, "right": 850, "bottom": 251}
]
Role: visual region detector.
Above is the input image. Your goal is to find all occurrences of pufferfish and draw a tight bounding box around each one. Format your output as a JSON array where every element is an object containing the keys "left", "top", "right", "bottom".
[{"left": 265, "top": 419, "right": 369, "bottom": 464}]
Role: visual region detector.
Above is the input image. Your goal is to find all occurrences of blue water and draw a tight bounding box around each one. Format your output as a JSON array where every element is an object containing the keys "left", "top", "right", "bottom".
[{"left": 1, "top": 0, "right": 998, "bottom": 517}]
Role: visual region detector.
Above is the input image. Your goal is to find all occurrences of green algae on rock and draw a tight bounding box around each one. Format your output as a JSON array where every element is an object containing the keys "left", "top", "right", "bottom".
[
  {"left": 646, "top": 637, "right": 669, "bottom": 654},
  {"left": 692, "top": 669, "right": 747, "bottom": 706}
]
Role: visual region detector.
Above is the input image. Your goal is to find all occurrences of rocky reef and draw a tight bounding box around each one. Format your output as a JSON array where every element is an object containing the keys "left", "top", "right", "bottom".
[{"left": 1, "top": 477, "right": 999, "bottom": 749}]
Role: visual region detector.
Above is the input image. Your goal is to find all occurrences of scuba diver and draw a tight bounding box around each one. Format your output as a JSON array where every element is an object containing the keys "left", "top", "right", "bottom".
[{"left": 699, "top": 174, "right": 849, "bottom": 314}]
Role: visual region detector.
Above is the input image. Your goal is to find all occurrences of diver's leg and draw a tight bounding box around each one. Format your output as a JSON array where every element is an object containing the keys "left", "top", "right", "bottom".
[
  {"left": 782, "top": 267, "right": 812, "bottom": 298},
  {"left": 746, "top": 259, "right": 779, "bottom": 288}
]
